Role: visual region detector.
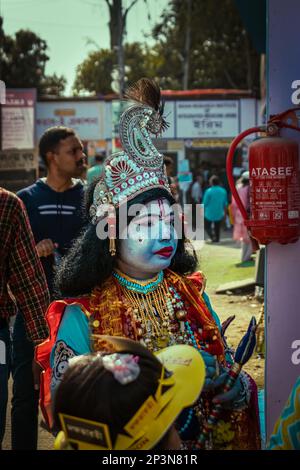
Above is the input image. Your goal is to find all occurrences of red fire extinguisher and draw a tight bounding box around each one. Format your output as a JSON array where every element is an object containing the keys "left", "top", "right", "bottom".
[{"left": 226, "top": 108, "right": 300, "bottom": 245}]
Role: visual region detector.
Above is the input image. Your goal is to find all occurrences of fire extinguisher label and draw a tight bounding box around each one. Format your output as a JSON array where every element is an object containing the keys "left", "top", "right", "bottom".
[
  {"left": 258, "top": 211, "right": 269, "bottom": 220},
  {"left": 273, "top": 211, "right": 283, "bottom": 220},
  {"left": 250, "top": 151, "right": 300, "bottom": 226}
]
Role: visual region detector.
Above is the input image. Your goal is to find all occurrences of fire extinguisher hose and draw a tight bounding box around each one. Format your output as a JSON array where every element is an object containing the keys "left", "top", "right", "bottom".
[{"left": 226, "top": 126, "right": 264, "bottom": 221}]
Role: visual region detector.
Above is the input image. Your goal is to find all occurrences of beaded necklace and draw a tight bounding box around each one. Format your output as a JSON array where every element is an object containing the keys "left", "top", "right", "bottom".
[
  {"left": 113, "top": 269, "right": 164, "bottom": 294},
  {"left": 113, "top": 270, "right": 191, "bottom": 351}
]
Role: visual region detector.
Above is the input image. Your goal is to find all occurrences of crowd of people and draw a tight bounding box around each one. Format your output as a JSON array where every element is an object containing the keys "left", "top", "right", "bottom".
[
  {"left": 166, "top": 159, "right": 251, "bottom": 252},
  {"left": 0, "top": 78, "right": 298, "bottom": 451}
]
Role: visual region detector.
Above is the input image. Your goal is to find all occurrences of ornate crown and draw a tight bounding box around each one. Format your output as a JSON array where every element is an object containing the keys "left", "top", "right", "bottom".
[{"left": 89, "top": 78, "right": 172, "bottom": 225}]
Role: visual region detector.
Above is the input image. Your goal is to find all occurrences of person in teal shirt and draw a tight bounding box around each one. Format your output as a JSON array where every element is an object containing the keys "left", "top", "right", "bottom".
[
  {"left": 202, "top": 175, "right": 228, "bottom": 242},
  {"left": 86, "top": 154, "right": 105, "bottom": 185}
]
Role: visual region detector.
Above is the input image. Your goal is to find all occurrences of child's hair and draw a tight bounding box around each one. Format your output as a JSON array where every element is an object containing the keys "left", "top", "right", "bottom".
[
  {"left": 53, "top": 351, "right": 172, "bottom": 449},
  {"left": 52, "top": 337, "right": 206, "bottom": 451}
]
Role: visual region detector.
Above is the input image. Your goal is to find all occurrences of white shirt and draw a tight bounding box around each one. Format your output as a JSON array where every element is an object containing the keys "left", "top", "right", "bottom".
[{"left": 191, "top": 181, "right": 202, "bottom": 202}]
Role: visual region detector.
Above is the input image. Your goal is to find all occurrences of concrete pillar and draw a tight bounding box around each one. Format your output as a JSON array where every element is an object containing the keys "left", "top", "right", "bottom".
[{"left": 266, "top": 0, "right": 300, "bottom": 438}]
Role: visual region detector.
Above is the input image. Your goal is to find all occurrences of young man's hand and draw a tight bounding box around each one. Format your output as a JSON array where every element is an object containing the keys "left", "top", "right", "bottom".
[
  {"left": 36, "top": 239, "right": 58, "bottom": 257},
  {"left": 32, "top": 358, "right": 43, "bottom": 391}
]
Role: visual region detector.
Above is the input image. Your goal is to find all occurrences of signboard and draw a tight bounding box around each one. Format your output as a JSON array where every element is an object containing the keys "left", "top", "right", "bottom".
[
  {"left": 188, "top": 138, "right": 233, "bottom": 148},
  {"left": 1, "top": 89, "right": 36, "bottom": 150},
  {"left": 0, "top": 149, "right": 36, "bottom": 171},
  {"left": 36, "top": 101, "right": 105, "bottom": 141},
  {"left": 167, "top": 140, "right": 184, "bottom": 151},
  {"left": 111, "top": 100, "right": 129, "bottom": 139},
  {"left": 0, "top": 80, "right": 6, "bottom": 105},
  {"left": 178, "top": 159, "right": 190, "bottom": 173},
  {"left": 153, "top": 139, "right": 168, "bottom": 151},
  {"left": 160, "top": 101, "right": 175, "bottom": 139},
  {"left": 178, "top": 172, "right": 193, "bottom": 183},
  {"left": 240, "top": 98, "right": 258, "bottom": 131},
  {"left": 0, "top": 149, "right": 37, "bottom": 192},
  {"left": 111, "top": 100, "right": 129, "bottom": 151},
  {"left": 176, "top": 100, "right": 239, "bottom": 139},
  {"left": 111, "top": 100, "right": 176, "bottom": 147},
  {"left": 178, "top": 159, "right": 192, "bottom": 186}
]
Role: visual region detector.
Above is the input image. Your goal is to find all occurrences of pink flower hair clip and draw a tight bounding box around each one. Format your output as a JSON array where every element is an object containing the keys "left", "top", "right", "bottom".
[{"left": 102, "top": 353, "right": 140, "bottom": 385}]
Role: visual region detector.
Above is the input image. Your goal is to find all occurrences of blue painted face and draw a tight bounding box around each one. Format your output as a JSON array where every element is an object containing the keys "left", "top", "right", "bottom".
[{"left": 117, "top": 198, "right": 178, "bottom": 278}]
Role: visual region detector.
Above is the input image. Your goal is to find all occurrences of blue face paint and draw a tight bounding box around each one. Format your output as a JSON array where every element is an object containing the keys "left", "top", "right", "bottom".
[{"left": 117, "top": 198, "right": 178, "bottom": 278}]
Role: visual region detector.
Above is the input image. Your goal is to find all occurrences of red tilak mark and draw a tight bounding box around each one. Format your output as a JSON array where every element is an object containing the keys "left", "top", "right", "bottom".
[{"left": 158, "top": 198, "right": 166, "bottom": 218}]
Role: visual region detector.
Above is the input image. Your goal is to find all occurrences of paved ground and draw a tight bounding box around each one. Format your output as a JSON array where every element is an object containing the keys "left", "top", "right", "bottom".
[
  {"left": 2, "top": 231, "right": 264, "bottom": 450},
  {"left": 2, "top": 378, "right": 55, "bottom": 450}
]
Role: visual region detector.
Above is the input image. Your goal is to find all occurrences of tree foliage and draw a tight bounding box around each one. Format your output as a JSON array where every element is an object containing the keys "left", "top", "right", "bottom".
[
  {"left": 39, "top": 74, "right": 67, "bottom": 97},
  {"left": 152, "top": 0, "right": 260, "bottom": 92},
  {"left": 74, "top": 0, "right": 260, "bottom": 95},
  {"left": 0, "top": 17, "right": 66, "bottom": 96},
  {"left": 73, "top": 42, "right": 157, "bottom": 95}
]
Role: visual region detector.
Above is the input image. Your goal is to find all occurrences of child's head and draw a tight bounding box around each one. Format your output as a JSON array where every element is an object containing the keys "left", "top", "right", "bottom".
[{"left": 53, "top": 336, "right": 205, "bottom": 450}]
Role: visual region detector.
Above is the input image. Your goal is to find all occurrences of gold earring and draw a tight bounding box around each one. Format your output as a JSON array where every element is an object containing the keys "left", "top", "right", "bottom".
[
  {"left": 109, "top": 237, "right": 116, "bottom": 256},
  {"left": 107, "top": 204, "right": 116, "bottom": 257}
]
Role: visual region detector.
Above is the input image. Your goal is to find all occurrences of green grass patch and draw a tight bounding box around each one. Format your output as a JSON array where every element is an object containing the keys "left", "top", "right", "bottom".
[{"left": 196, "top": 242, "right": 255, "bottom": 291}]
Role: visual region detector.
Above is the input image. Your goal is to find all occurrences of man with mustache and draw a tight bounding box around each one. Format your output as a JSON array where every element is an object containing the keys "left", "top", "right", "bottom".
[{"left": 12, "top": 126, "right": 87, "bottom": 450}]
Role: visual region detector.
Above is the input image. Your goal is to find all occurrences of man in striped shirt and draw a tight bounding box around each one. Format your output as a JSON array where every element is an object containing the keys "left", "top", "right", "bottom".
[{"left": 18, "top": 126, "right": 87, "bottom": 295}]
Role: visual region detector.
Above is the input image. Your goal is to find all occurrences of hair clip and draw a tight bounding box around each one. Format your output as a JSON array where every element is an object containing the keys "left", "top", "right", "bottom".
[{"left": 102, "top": 353, "right": 140, "bottom": 385}]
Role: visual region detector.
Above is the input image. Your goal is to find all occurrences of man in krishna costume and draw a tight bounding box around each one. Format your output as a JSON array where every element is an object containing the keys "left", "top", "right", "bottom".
[{"left": 36, "top": 78, "right": 261, "bottom": 450}]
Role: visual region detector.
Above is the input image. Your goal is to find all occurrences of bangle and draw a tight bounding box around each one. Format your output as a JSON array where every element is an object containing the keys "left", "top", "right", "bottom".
[
  {"left": 178, "top": 408, "right": 194, "bottom": 436},
  {"left": 232, "top": 372, "right": 251, "bottom": 410}
]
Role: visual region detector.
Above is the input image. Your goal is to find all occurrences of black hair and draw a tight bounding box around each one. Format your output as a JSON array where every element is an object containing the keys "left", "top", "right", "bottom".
[
  {"left": 163, "top": 156, "right": 173, "bottom": 166},
  {"left": 95, "top": 154, "right": 105, "bottom": 163},
  {"left": 54, "top": 182, "right": 198, "bottom": 298},
  {"left": 39, "top": 126, "right": 76, "bottom": 166},
  {"left": 210, "top": 175, "right": 220, "bottom": 186},
  {"left": 241, "top": 175, "right": 249, "bottom": 186},
  {"left": 53, "top": 351, "right": 171, "bottom": 448}
]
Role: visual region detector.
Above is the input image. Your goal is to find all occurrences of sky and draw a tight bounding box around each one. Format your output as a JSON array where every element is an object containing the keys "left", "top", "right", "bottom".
[{"left": 0, "top": 0, "right": 169, "bottom": 94}]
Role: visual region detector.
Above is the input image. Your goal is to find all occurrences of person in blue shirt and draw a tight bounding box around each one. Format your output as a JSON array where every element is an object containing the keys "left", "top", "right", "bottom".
[
  {"left": 87, "top": 153, "right": 105, "bottom": 186},
  {"left": 202, "top": 175, "right": 228, "bottom": 243},
  {"left": 12, "top": 126, "right": 87, "bottom": 450},
  {"left": 18, "top": 126, "right": 87, "bottom": 296}
]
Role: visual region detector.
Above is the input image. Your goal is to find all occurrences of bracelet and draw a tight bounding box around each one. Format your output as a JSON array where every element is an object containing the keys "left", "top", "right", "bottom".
[
  {"left": 178, "top": 408, "right": 194, "bottom": 436},
  {"left": 232, "top": 372, "right": 251, "bottom": 410}
]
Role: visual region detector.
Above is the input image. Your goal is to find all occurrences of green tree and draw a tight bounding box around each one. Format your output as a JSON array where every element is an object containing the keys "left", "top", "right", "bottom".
[
  {"left": 39, "top": 74, "right": 67, "bottom": 97},
  {"left": 73, "top": 42, "right": 156, "bottom": 95},
  {"left": 0, "top": 17, "right": 66, "bottom": 96},
  {"left": 74, "top": 0, "right": 260, "bottom": 95},
  {"left": 73, "top": 49, "right": 114, "bottom": 95},
  {"left": 152, "top": 0, "right": 260, "bottom": 93}
]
